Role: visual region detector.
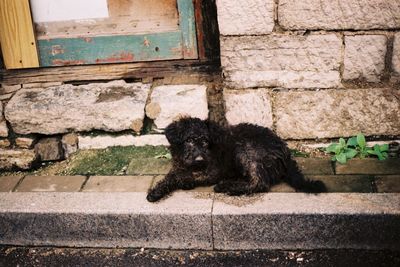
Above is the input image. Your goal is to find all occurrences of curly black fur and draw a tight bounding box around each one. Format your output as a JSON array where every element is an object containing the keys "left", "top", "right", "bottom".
[{"left": 146, "top": 117, "right": 326, "bottom": 202}]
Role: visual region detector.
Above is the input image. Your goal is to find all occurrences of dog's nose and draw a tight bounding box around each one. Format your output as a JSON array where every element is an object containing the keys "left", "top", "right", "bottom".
[{"left": 195, "top": 155, "right": 204, "bottom": 161}]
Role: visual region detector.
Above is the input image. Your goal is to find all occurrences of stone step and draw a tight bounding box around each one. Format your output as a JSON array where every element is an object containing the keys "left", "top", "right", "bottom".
[{"left": 0, "top": 192, "right": 399, "bottom": 251}]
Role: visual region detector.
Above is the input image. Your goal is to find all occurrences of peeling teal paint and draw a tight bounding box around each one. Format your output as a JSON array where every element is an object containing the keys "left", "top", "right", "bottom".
[
  {"left": 37, "top": 0, "right": 198, "bottom": 67},
  {"left": 178, "top": 0, "right": 198, "bottom": 59}
]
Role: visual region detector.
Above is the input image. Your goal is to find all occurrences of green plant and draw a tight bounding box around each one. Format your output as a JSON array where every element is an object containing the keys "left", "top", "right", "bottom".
[
  {"left": 326, "top": 137, "right": 358, "bottom": 164},
  {"left": 326, "top": 133, "right": 389, "bottom": 164},
  {"left": 367, "top": 144, "right": 389, "bottom": 160}
]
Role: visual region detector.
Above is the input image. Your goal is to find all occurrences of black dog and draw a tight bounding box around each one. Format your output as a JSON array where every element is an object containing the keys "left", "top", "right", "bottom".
[{"left": 146, "top": 117, "right": 326, "bottom": 202}]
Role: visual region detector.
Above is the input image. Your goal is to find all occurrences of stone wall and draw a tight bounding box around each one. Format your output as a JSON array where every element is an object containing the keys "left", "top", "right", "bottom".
[
  {"left": 0, "top": 77, "right": 219, "bottom": 170},
  {"left": 217, "top": 0, "right": 400, "bottom": 139}
]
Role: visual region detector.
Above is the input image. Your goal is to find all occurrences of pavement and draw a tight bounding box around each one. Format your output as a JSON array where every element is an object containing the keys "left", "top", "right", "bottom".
[{"left": 0, "top": 157, "right": 399, "bottom": 257}]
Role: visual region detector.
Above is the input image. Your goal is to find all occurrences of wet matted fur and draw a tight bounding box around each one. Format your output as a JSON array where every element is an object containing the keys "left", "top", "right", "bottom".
[{"left": 147, "top": 117, "right": 326, "bottom": 202}]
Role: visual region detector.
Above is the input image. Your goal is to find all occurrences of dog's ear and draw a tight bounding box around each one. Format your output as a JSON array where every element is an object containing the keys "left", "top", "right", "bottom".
[
  {"left": 206, "top": 120, "right": 225, "bottom": 145},
  {"left": 165, "top": 120, "right": 184, "bottom": 145}
]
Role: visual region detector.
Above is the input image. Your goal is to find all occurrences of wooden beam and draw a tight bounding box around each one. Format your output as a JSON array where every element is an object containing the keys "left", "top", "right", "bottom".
[
  {"left": 0, "top": 0, "right": 39, "bottom": 69},
  {"left": 0, "top": 59, "right": 220, "bottom": 84}
]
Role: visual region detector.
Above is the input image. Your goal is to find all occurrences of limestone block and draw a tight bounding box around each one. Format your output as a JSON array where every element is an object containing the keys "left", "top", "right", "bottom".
[
  {"left": 220, "top": 34, "right": 342, "bottom": 89},
  {"left": 0, "top": 84, "right": 21, "bottom": 95},
  {"left": 275, "top": 88, "right": 400, "bottom": 139},
  {"left": 0, "top": 139, "right": 11, "bottom": 148},
  {"left": 34, "top": 137, "right": 64, "bottom": 161},
  {"left": 146, "top": 85, "right": 208, "bottom": 129},
  {"left": 0, "top": 149, "right": 38, "bottom": 170},
  {"left": 223, "top": 89, "right": 273, "bottom": 127},
  {"left": 343, "top": 35, "right": 387, "bottom": 82},
  {"left": 279, "top": 0, "right": 400, "bottom": 30},
  {"left": 0, "top": 121, "right": 8, "bottom": 138},
  {"left": 216, "top": 0, "right": 274, "bottom": 35},
  {"left": 393, "top": 33, "right": 400, "bottom": 80},
  {"left": 15, "top": 136, "right": 37, "bottom": 149},
  {"left": 5, "top": 80, "right": 151, "bottom": 135},
  {"left": 61, "top": 133, "right": 78, "bottom": 158},
  {"left": 78, "top": 134, "right": 169, "bottom": 150}
]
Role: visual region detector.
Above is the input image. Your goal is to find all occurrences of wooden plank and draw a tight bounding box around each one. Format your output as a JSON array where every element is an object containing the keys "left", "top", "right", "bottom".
[
  {"left": 38, "top": 31, "right": 183, "bottom": 66},
  {"left": 0, "top": 0, "right": 39, "bottom": 69},
  {"left": 177, "top": 0, "right": 198, "bottom": 59},
  {"left": 0, "top": 59, "right": 220, "bottom": 84}
]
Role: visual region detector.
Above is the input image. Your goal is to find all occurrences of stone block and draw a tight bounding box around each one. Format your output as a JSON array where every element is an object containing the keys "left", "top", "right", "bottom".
[
  {"left": 221, "top": 34, "right": 342, "bottom": 89},
  {"left": 127, "top": 158, "right": 172, "bottom": 175},
  {"left": 0, "top": 121, "right": 8, "bottom": 138},
  {"left": 216, "top": 0, "right": 274, "bottom": 35},
  {"left": 5, "top": 80, "right": 150, "bottom": 135},
  {"left": 78, "top": 134, "right": 169, "bottom": 150},
  {"left": 223, "top": 89, "right": 273, "bottom": 127},
  {"left": 307, "top": 175, "right": 374, "bottom": 193},
  {"left": 0, "top": 139, "right": 10, "bottom": 148},
  {"left": 343, "top": 35, "right": 387, "bottom": 82},
  {"left": 375, "top": 175, "right": 400, "bottom": 193},
  {"left": 15, "top": 176, "right": 86, "bottom": 192},
  {"left": 0, "top": 149, "right": 37, "bottom": 170},
  {"left": 275, "top": 88, "right": 400, "bottom": 139},
  {"left": 0, "top": 176, "right": 23, "bottom": 192},
  {"left": 295, "top": 158, "right": 334, "bottom": 175},
  {"left": 213, "top": 193, "right": 400, "bottom": 250},
  {"left": 0, "top": 192, "right": 214, "bottom": 249},
  {"left": 0, "top": 93, "right": 13, "bottom": 101},
  {"left": 279, "top": 0, "right": 400, "bottom": 30},
  {"left": 146, "top": 85, "right": 209, "bottom": 129},
  {"left": 61, "top": 133, "right": 78, "bottom": 158},
  {"left": 83, "top": 176, "right": 154, "bottom": 192},
  {"left": 335, "top": 158, "right": 400, "bottom": 175},
  {"left": 393, "top": 33, "right": 400, "bottom": 80},
  {"left": 15, "top": 136, "right": 37, "bottom": 149},
  {"left": 0, "top": 84, "right": 21, "bottom": 94},
  {"left": 34, "top": 137, "right": 64, "bottom": 161},
  {"left": 23, "top": 82, "right": 63, "bottom": 89}
]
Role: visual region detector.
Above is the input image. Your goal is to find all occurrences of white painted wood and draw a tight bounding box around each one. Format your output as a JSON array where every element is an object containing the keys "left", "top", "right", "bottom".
[{"left": 30, "top": 0, "right": 109, "bottom": 23}]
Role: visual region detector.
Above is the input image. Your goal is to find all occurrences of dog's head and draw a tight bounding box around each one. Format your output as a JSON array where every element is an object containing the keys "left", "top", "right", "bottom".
[{"left": 165, "top": 117, "right": 213, "bottom": 168}]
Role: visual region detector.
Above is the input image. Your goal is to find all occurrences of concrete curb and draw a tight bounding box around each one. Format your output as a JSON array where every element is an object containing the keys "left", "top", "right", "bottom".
[{"left": 0, "top": 192, "right": 399, "bottom": 250}]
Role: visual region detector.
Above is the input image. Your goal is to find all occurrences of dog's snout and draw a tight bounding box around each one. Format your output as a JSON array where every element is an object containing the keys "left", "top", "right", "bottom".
[{"left": 195, "top": 155, "right": 204, "bottom": 161}]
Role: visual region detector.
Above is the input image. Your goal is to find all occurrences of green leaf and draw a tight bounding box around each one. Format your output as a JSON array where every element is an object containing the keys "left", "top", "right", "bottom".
[
  {"left": 339, "top": 138, "right": 346, "bottom": 148},
  {"left": 367, "top": 149, "right": 376, "bottom": 155},
  {"left": 336, "top": 153, "right": 347, "bottom": 164},
  {"left": 373, "top": 145, "right": 384, "bottom": 160},
  {"left": 379, "top": 144, "right": 389, "bottom": 152},
  {"left": 347, "top": 137, "right": 358, "bottom": 147},
  {"left": 356, "top": 133, "right": 366, "bottom": 149},
  {"left": 345, "top": 148, "right": 358, "bottom": 159},
  {"left": 326, "top": 143, "right": 339, "bottom": 153},
  {"left": 331, "top": 155, "right": 337, "bottom": 162}
]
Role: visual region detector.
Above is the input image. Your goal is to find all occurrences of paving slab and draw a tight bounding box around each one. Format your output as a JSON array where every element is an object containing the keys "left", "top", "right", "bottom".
[
  {"left": 335, "top": 158, "right": 400, "bottom": 175},
  {"left": 375, "top": 175, "right": 400, "bottom": 193},
  {"left": 127, "top": 158, "right": 172, "bottom": 175},
  {"left": 295, "top": 158, "right": 334, "bottom": 175},
  {"left": 15, "top": 176, "right": 86, "bottom": 192},
  {"left": 0, "top": 192, "right": 213, "bottom": 249},
  {"left": 0, "top": 176, "right": 23, "bottom": 192},
  {"left": 307, "top": 175, "right": 374, "bottom": 193},
  {"left": 212, "top": 193, "right": 400, "bottom": 250},
  {"left": 83, "top": 176, "right": 154, "bottom": 192}
]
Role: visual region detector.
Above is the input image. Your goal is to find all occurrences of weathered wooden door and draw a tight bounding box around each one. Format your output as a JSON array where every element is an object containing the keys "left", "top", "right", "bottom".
[{"left": 0, "top": 0, "right": 198, "bottom": 69}]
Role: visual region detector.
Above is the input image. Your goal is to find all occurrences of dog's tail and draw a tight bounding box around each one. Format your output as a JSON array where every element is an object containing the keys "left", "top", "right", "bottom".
[{"left": 286, "top": 158, "right": 327, "bottom": 193}]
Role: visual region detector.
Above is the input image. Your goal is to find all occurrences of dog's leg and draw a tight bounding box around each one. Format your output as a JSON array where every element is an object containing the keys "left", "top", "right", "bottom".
[
  {"left": 215, "top": 161, "right": 269, "bottom": 195},
  {"left": 146, "top": 170, "right": 193, "bottom": 202}
]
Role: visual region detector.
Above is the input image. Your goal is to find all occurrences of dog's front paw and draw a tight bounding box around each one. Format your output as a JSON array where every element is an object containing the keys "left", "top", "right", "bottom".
[
  {"left": 213, "top": 183, "right": 227, "bottom": 193},
  {"left": 146, "top": 191, "right": 163, "bottom": 202}
]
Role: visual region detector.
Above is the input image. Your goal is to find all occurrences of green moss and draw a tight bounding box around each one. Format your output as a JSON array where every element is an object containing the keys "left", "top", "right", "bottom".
[{"left": 60, "top": 146, "right": 169, "bottom": 176}]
